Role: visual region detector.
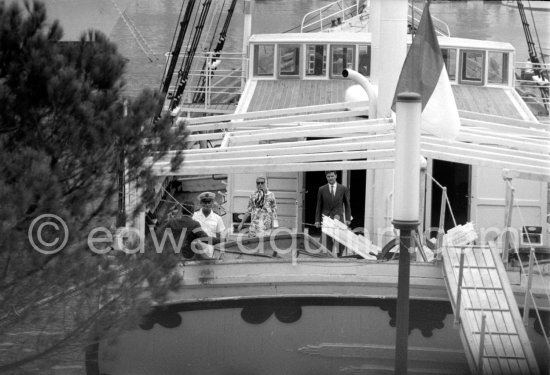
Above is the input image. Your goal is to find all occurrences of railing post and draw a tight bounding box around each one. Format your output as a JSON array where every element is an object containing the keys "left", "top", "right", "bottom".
[
  {"left": 502, "top": 178, "right": 514, "bottom": 266},
  {"left": 478, "top": 314, "right": 487, "bottom": 375},
  {"left": 436, "top": 187, "right": 447, "bottom": 260},
  {"left": 522, "top": 247, "right": 535, "bottom": 326},
  {"left": 454, "top": 247, "right": 466, "bottom": 327},
  {"left": 205, "top": 54, "right": 211, "bottom": 109}
]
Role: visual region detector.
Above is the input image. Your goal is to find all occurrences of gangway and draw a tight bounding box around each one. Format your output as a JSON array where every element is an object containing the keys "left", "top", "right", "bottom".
[{"left": 441, "top": 244, "right": 539, "bottom": 374}]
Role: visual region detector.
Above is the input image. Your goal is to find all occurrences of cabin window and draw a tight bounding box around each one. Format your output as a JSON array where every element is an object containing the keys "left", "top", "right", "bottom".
[
  {"left": 488, "top": 51, "right": 509, "bottom": 85},
  {"left": 278, "top": 45, "right": 301, "bottom": 77},
  {"left": 358, "top": 45, "right": 371, "bottom": 76},
  {"left": 441, "top": 48, "right": 457, "bottom": 81},
  {"left": 253, "top": 44, "right": 275, "bottom": 77},
  {"left": 331, "top": 44, "right": 355, "bottom": 77},
  {"left": 305, "top": 44, "right": 327, "bottom": 77},
  {"left": 459, "top": 50, "right": 485, "bottom": 85}
]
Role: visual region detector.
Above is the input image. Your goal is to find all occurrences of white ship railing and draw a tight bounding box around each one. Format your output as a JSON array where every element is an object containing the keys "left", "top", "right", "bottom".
[
  {"left": 514, "top": 61, "right": 550, "bottom": 118},
  {"left": 301, "top": 0, "right": 359, "bottom": 33},
  {"left": 409, "top": 3, "right": 450, "bottom": 37},
  {"left": 503, "top": 178, "right": 550, "bottom": 360},
  {"left": 300, "top": 0, "right": 450, "bottom": 37},
  {"left": 166, "top": 51, "right": 247, "bottom": 111}
]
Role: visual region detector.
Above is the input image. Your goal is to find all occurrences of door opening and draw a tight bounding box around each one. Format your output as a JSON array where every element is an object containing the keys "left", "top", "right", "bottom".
[
  {"left": 430, "top": 160, "right": 470, "bottom": 234},
  {"left": 349, "top": 169, "right": 366, "bottom": 231},
  {"left": 304, "top": 170, "right": 332, "bottom": 236}
]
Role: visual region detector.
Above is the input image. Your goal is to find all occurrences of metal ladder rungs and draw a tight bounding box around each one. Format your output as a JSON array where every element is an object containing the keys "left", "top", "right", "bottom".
[
  {"left": 482, "top": 354, "right": 526, "bottom": 360},
  {"left": 465, "top": 307, "right": 509, "bottom": 312},
  {"left": 453, "top": 265, "right": 496, "bottom": 269},
  {"left": 461, "top": 286, "right": 503, "bottom": 290},
  {"left": 472, "top": 331, "right": 518, "bottom": 336}
]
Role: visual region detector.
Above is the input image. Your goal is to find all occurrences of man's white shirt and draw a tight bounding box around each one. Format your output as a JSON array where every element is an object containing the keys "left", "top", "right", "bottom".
[{"left": 192, "top": 209, "right": 226, "bottom": 238}]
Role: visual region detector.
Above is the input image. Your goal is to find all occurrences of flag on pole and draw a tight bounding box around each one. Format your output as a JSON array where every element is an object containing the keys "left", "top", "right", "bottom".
[{"left": 391, "top": 2, "right": 460, "bottom": 141}]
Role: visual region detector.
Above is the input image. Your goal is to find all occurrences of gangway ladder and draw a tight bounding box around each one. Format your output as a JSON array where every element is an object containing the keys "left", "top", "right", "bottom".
[{"left": 441, "top": 244, "right": 539, "bottom": 374}]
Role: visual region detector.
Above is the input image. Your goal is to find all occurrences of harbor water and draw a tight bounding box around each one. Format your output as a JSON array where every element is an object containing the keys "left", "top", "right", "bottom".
[{"left": 33, "top": 0, "right": 550, "bottom": 98}]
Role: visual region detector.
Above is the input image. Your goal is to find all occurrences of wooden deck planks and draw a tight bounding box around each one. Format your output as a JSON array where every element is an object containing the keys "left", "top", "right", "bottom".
[
  {"left": 452, "top": 85, "right": 525, "bottom": 120},
  {"left": 441, "top": 245, "right": 539, "bottom": 374}
]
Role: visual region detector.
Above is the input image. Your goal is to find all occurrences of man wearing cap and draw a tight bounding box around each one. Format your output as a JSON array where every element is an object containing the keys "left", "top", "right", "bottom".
[
  {"left": 193, "top": 192, "right": 226, "bottom": 240},
  {"left": 157, "top": 200, "right": 219, "bottom": 259}
]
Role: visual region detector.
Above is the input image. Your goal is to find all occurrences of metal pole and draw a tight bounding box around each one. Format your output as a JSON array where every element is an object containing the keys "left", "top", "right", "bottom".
[
  {"left": 393, "top": 221, "right": 417, "bottom": 375},
  {"left": 502, "top": 179, "right": 514, "bottom": 265},
  {"left": 454, "top": 248, "right": 466, "bottom": 327},
  {"left": 478, "top": 314, "right": 487, "bottom": 375},
  {"left": 522, "top": 247, "right": 535, "bottom": 326},
  {"left": 393, "top": 92, "right": 422, "bottom": 375},
  {"left": 116, "top": 99, "right": 128, "bottom": 228},
  {"left": 436, "top": 187, "right": 447, "bottom": 258}
]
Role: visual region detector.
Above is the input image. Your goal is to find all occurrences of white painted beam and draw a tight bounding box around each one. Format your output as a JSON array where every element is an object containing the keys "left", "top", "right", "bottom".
[
  {"left": 178, "top": 100, "right": 369, "bottom": 125},
  {"left": 422, "top": 140, "right": 550, "bottom": 168},
  {"left": 152, "top": 149, "right": 394, "bottom": 170},
  {"left": 148, "top": 139, "right": 395, "bottom": 166},
  {"left": 153, "top": 159, "right": 394, "bottom": 176},
  {"left": 185, "top": 109, "right": 370, "bottom": 132},
  {"left": 460, "top": 118, "right": 550, "bottom": 138},
  {"left": 421, "top": 149, "right": 549, "bottom": 176},
  {"left": 459, "top": 110, "right": 550, "bottom": 131}
]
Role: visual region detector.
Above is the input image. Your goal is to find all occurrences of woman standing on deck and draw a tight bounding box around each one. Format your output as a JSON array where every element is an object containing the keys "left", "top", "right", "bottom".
[{"left": 238, "top": 176, "right": 278, "bottom": 237}]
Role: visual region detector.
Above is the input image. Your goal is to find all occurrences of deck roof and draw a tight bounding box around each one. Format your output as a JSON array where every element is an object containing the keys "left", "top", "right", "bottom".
[
  {"left": 245, "top": 80, "right": 356, "bottom": 112},
  {"left": 452, "top": 85, "right": 536, "bottom": 121},
  {"left": 158, "top": 100, "right": 550, "bottom": 180}
]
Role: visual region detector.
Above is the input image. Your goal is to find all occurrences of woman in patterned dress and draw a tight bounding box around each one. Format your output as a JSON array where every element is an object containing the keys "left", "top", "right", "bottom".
[{"left": 237, "top": 176, "right": 278, "bottom": 237}]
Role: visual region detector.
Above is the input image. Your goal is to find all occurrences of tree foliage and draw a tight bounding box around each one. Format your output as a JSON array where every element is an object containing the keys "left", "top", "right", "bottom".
[{"left": 0, "top": 1, "right": 185, "bottom": 372}]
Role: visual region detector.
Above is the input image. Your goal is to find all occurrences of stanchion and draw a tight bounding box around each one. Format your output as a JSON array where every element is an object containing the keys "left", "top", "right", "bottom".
[{"left": 393, "top": 92, "right": 422, "bottom": 375}]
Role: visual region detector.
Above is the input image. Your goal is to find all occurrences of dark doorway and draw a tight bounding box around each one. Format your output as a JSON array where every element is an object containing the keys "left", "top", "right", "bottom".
[
  {"left": 430, "top": 160, "right": 470, "bottom": 233},
  {"left": 304, "top": 169, "right": 366, "bottom": 235},
  {"left": 349, "top": 169, "right": 366, "bottom": 231}
]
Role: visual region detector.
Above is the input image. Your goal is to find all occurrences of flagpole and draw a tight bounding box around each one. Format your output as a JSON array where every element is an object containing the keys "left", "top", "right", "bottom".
[{"left": 393, "top": 92, "right": 421, "bottom": 375}]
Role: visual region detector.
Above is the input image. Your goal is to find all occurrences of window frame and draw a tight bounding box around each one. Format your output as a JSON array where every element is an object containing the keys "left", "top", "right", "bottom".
[
  {"left": 252, "top": 43, "right": 276, "bottom": 79},
  {"left": 458, "top": 49, "right": 486, "bottom": 85},
  {"left": 277, "top": 44, "right": 302, "bottom": 79},
  {"left": 330, "top": 44, "right": 356, "bottom": 79},
  {"left": 487, "top": 50, "right": 510, "bottom": 86},
  {"left": 304, "top": 43, "right": 329, "bottom": 79}
]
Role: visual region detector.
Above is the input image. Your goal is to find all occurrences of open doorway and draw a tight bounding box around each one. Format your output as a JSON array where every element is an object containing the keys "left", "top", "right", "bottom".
[
  {"left": 430, "top": 160, "right": 470, "bottom": 233},
  {"left": 304, "top": 171, "right": 331, "bottom": 236},
  {"left": 349, "top": 169, "right": 366, "bottom": 231},
  {"left": 303, "top": 169, "right": 366, "bottom": 235}
]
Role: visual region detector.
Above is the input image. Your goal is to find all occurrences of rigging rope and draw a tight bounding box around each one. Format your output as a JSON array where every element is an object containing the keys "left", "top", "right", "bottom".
[
  {"left": 109, "top": 0, "right": 155, "bottom": 62},
  {"left": 526, "top": 0, "right": 547, "bottom": 65}
]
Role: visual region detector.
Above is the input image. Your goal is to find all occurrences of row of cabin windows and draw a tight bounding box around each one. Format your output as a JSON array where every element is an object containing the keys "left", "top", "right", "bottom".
[
  {"left": 252, "top": 43, "right": 509, "bottom": 85},
  {"left": 253, "top": 44, "right": 371, "bottom": 78},
  {"left": 442, "top": 48, "right": 509, "bottom": 85}
]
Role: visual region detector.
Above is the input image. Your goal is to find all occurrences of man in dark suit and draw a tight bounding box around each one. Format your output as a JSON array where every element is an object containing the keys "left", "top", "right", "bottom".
[{"left": 314, "top": 170, "right": 351, "bottom": 256}]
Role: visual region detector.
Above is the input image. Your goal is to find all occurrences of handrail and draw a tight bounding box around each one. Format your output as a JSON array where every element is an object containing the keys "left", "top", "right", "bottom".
[
  {"left": 503, "top": 178, "right": 550, "bottom": 357},
  {"left": 409, "top": 3, "right": 451, "bottom": 37},
  {"left": 300, "top": 1, "right": 451, "bottom": 36},
  {"left": 301, "top": 0, "right": 359, "bottom": 33}
]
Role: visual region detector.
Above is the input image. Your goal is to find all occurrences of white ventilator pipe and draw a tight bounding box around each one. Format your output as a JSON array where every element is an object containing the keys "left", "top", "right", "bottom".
[
  {"left": 393, "top": 92, "right": 422, "bottom": 222},
  {"left": 342, "top": 69, "right": 378, "bottom": 118}
]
